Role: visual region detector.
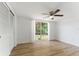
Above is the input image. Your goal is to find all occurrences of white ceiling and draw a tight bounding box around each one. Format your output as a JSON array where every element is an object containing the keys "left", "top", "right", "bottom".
[{"left": 9, "top": 2, "right": 61, "bottom": 19}]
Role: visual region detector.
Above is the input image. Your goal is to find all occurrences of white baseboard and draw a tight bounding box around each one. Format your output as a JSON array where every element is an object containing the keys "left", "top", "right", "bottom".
[
  {"left": 59, "top": 39, "right": 79, "bottom": 47},
  {"left": 17, "top": 41, "right": 33, "bottom": 45}
]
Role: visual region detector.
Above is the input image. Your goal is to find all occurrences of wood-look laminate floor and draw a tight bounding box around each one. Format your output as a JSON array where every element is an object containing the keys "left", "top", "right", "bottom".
[{"left": 10, "top": 40, "right": 79, "bottom": 56}]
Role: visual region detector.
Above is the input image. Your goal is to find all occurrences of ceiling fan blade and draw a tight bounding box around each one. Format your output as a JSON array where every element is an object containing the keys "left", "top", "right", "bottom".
[
  {"left": 53, "top": 9, "right": 60, "bottom": 15},
  {"left": 54, "top": 14, "right": 63, "bottom": 16},
  {"left": 49, "top": 11, "right": 54, "bottom": 14}
]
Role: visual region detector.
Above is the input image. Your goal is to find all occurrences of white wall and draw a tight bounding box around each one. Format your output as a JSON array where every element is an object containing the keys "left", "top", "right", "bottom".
[
  {"left": 0, "top": 3, "right": 14, "bottom": 56},
  {"left": 49, "top": 21, "right": 57, "bottom": 40},
  {"left": 16, "top": 16, "right": 32, "bottom": 44},
  {"left": 58, "top": 2, "right": 79, "bottom": 47}
]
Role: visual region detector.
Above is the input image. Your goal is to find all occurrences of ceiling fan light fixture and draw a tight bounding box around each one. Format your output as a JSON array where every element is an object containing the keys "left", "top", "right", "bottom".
[{"left": 49, "top": 16, "right": 53, "bottom": 18}]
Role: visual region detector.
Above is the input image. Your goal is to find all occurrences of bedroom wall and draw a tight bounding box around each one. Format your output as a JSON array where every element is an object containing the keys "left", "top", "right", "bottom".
[
  {"left": 58, "top": 2, "right": 79, "bottom": 47},
  {"left": 49, "top": 21, "right": 57, "bottom": 40},
  {"left": 16, "top": 16, "right": 32, "bottom": 44}
]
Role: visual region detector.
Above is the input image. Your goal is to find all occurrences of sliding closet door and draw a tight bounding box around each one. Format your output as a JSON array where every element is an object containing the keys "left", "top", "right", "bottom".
[{"left": 0, "top": 3, "right": 14, "bottom": 56}]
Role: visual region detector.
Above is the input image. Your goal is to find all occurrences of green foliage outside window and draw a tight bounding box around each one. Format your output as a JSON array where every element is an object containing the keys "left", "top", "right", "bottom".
[{"left": 36, "top": 22, "right": 48, "bottom": 35}]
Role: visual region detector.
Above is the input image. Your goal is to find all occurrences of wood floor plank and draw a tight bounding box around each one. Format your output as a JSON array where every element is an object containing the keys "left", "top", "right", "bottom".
[{"left": 10, "top": 40, "right": 79, "bottom": 56}]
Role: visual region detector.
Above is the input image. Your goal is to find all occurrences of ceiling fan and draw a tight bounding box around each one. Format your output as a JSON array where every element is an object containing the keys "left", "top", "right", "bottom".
[{"left": 42, "top": 9, "right": 63, "bottom": 20}]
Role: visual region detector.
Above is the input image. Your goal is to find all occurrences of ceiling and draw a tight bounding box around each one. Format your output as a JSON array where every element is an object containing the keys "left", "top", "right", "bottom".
[{"left": 9, "top": 2, "right": 61, "bottom": 20}]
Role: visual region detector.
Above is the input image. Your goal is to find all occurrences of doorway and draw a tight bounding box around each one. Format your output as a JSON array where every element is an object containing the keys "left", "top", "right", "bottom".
[{"left": 35, "top": 21, "right": 49, "bottom": 41}]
